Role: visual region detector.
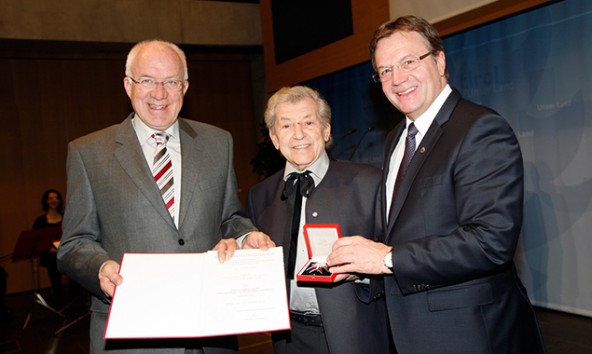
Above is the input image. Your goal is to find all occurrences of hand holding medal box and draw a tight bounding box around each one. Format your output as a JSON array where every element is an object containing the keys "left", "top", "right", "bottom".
[{"left": 296, "top": 224, "right": 341, "bottom": 283}]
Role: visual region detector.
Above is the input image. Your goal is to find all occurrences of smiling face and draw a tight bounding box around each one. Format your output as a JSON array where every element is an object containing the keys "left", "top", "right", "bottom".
[
  {"left": 46, "top": 192, "right": 61, "bottom": 211},
  {"left": 124, "top": 42, "right": 189, "bottom": 131},
  {"left": 270, "top": 97, "right": 331, "bottom": 171},
  {"left": 374, "top": 30, "right": 447, "bottom": 120}
]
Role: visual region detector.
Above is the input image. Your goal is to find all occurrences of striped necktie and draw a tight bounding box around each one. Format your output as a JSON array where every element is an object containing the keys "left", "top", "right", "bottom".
[{"left": 152, "top": 132, "right": 174, "bottom": 219}]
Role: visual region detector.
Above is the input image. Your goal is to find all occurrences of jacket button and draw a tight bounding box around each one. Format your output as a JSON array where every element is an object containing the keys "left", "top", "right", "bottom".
[{"left": 178, "top": 239, "right": 185, "bottom": 246}]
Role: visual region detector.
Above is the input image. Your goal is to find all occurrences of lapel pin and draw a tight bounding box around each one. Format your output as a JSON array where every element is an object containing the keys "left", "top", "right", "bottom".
[
  {"left": 420, "top": 147, "right": 426, "bottom": 153},
  {"left": 312, "top": 212, "right": 319, "bottom": 218}
]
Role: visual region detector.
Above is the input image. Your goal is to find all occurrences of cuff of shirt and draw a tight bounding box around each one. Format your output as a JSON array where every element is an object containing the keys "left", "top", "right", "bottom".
[{"left": 236, "top": 233, "right": 249, "bottom": 248}]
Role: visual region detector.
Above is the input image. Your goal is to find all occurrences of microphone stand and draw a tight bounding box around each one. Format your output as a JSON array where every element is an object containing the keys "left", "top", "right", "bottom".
[
  {"left": 15, "top": 229, "right": 65, "bottom": 330},
  {"left": 328, "top": 128, "right": 357, "bottom": 159},
  {"left": 348, "top": 126, "right": 374, "bottom": 160}
]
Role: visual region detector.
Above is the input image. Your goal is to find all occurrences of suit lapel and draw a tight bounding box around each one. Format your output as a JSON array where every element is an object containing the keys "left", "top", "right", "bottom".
[
  {"left": 381, "top": 124, "right": 404, "bottom": 239},
  {"left": 113, "top": 114, "right": 176, "bottom": 229},
  {"left": 385, "top": 90, "right": 461, "bottom": 240},
  {"left": 176, "top": 119, "right": 201, "bottom": 229},
  {"left": 254, "top": 170, "right": 292, "bottom": 270}
]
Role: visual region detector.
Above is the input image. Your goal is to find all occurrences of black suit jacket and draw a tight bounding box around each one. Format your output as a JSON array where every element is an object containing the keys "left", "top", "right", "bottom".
[
  {"left": 382, "top": 89, "right": 545, "bottom": 353},
  {"left": 247, "top": 160, "right": 392, "bottom": 354}
]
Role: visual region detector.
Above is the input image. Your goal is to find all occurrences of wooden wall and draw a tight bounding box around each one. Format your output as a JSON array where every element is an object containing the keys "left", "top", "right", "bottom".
[
  {"left": 0, "top": 42, "right": 262, "bottom": 294},
  {"left": 260, "top": 0, "right": 550, "bottom": 93},
  {"left": 0, "top": 0, "right": 261, "bottom": 46},
  {"left": 260, "top": 0, "right": 391, "bottom": 93}
]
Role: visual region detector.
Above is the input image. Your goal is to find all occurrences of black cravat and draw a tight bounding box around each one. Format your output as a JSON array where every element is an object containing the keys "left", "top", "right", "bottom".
[{"left": 282, "top": 171, "right": 315, "bottom": 279}]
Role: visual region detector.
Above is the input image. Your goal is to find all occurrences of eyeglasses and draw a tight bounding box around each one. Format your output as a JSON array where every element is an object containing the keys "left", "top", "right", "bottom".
[
  {"left": 372, "top": 51, "right": 434, "bottom": 83},
  {"left": 127, "top": 76, "right": 186, "bottom": 91}
]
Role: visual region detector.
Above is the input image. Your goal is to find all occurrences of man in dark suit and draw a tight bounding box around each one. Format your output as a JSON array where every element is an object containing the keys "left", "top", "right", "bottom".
[
  {"left": 327, "top": 16, "right": 546, "bottom": 353},
  {"left": 57, "top": 39, "right": 271, "bottom": 354},
  {"left": 245, "top": 86, "right": 391, "bottom": 354}
]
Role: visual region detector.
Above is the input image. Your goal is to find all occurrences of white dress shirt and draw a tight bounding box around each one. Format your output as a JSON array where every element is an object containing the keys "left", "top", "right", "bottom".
[
  {"left": 132, "top": 115, "right": 182, "bottom": 228},
  {"left": 284, "top": 151, "right": 330, "bottom": 314},
  {"left": 386, "top": 85, "right": 452, "bottom": 218}
]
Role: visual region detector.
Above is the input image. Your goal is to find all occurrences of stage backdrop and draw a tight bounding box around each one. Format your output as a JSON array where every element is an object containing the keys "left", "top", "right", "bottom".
[{"left": 304, "top": 0, "right": 592, "bottom": 317}]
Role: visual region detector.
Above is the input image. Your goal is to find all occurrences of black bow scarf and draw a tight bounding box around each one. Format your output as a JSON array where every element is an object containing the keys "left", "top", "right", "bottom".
[
  {"left": 281, "top": 171, "right": 315, "bottom": 278},
  {"left": 282, "top": 171, "right": 315, "bottom": 201}
]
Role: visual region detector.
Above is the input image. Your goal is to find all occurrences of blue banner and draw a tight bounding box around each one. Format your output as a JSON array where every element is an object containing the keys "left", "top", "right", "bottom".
[
  {"left": 445, "top": 0, "right": 592, "bottom": 317},
  {"left": 305, "top": 0, "right": 592, "bottom": 317}
]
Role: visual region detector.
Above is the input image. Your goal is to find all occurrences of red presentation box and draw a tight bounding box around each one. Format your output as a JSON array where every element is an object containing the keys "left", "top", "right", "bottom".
[{"left": 296, "top": 224, "right": 341, "bottom": 283}]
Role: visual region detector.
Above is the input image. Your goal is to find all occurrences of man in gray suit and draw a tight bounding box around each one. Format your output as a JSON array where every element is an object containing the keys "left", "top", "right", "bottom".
[{"left": 57, "top": 39, "right": 272, "bottom": 354}]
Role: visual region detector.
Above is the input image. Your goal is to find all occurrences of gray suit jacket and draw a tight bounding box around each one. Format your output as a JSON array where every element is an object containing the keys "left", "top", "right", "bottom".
[
  {"left": 247, "top": 160, "right": 392, "bottom": 354},
  {"left": 58, "top": 114, "right": 255, "bottom": 353}
]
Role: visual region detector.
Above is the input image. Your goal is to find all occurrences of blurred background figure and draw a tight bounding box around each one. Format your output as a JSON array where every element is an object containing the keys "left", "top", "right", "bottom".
[{"left": 32, "top": 189, "right": 64, "bottom": 306}]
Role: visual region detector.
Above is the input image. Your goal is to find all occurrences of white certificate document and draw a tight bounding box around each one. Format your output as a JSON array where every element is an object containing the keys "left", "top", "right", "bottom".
[{"left": 104, "top": 247, "right": 290, "bottom": 339}]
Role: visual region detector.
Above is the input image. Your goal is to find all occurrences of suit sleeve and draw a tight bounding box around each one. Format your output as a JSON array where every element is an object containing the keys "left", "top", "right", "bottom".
[
  {"left": 392, "top": 112, "right": 524, "bottom": 294},
  {"left": 365, "top": 182, "right": 387, "bottom": 302},
  {"left": 245, "top": 188, "right": 257, "bottom": 225},
  {"left": 218, "top": 131, "right": 258, "bottom": 238},
  {"left": 57, "top": 141, "right": 110, "bottom": 300}
]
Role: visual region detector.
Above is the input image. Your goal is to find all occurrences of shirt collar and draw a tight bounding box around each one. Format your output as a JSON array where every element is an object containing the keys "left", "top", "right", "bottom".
[
  {"left": 406, "top": 84, "right": 452, "bottom": 136},
  {"left": 132, "top": 114, "right": 180, "bottom": 146},
  {"left": 283, "top": 150, "right": 330, "bottom": 187}
]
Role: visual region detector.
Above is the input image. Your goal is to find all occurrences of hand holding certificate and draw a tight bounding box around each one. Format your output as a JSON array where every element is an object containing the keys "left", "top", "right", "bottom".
[{"left": 105, "top": 247, "right": 290, "bottom": 339}]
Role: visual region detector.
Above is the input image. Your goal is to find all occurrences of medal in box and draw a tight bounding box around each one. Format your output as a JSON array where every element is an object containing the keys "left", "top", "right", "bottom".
[{"left": 296, "top": 224, "right": 341, "bottom": 282}]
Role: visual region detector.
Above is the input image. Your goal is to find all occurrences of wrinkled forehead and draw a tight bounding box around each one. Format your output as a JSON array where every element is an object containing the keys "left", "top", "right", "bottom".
[{"left": 276, "top": 98, "right": 320, "bottom": 119}]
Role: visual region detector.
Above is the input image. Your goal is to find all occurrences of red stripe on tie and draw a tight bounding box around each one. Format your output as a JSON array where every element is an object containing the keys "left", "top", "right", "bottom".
[{"left": 153, "top": 161, "right": 172, "bottom": 181}]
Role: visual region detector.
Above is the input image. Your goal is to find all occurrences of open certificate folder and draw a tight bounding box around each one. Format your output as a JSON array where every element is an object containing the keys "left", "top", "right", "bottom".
[{"left": 104, "top": 247, "right": 290, "bottom": 339}]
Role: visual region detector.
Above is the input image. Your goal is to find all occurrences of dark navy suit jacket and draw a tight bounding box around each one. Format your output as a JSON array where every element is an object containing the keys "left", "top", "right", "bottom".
[{"left": 382, "top": 89, "right": 546, "bottom": 353}]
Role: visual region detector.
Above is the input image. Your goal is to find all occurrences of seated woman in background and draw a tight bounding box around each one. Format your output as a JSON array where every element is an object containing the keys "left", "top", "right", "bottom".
[{"left": 32, "top": 189, "right": 64, "bottom": 305}]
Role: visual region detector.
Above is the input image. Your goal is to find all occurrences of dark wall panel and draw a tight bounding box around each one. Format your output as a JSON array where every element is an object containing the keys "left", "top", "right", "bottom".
[
  {"left": 271, "top": 0, "right": 353, "bottom": 64},
  {"left": 0, "top": 43, "right": 259, "bottom": 294}
]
